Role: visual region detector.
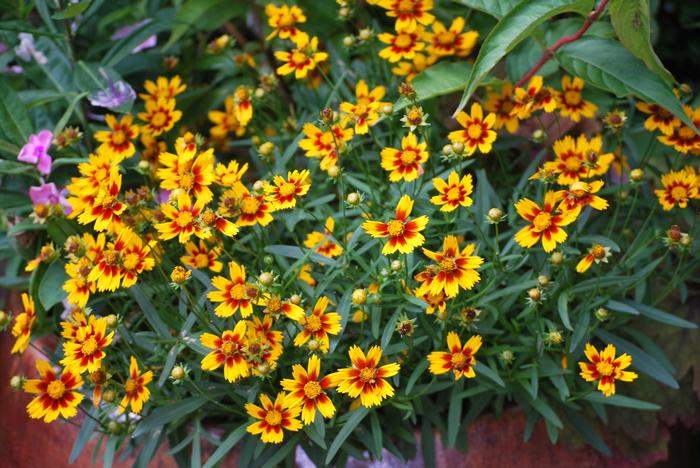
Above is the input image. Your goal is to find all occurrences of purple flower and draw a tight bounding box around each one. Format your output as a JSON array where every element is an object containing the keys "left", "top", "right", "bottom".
[
  {"left": 29, "top": 182, "right": 72, "bottom": 214},
  {"left": 111, "top": 20, "right": 157, "bottom": 54},
  {"left": 15, "top": 33, "right": 47, "bottom": 65},
  {"left": 88, "top": 79, "right": 136, "bottom": 110},
  {"left": 18, "top": 130, "right": 53, "bottom": 175},
  {"left": 155, "top": 189, "right": 171, "bottom": 204}
]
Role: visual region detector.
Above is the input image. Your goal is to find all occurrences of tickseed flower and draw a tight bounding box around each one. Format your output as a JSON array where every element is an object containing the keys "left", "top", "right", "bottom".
[
  {"left": 94, "top": 114, "right": 140, "bottom": 162},
  {"left": 430, "top": 171, "right": 473, "bottom": 211},
  {"left": 541, "top": 135, "right": 614, "bottom": 185},
  {"left": 416, "top": 235, "right": 483, "bottom": 298},
  {"left": 392, "top": 52, "right": 436, "bottom": 82},
  {"left": 75, "top": 172, "right": 125, "bottom": 232},
  {"left": 157, "top": 142, "right": 216, "bottom": 204},
  {"left": 293, "top": 296, "right": 342, "bottom": 353},
  {"left": 61, "top": 315, "right": 114, "bottom": 373},
  {"left": 657, "top": 106, "right": 700, "bottom": 154},
  {"left": 209, "top": 95, "right": 247, "bottom": 140},
  {"left": 180, "top": 239, "right": 223, "bottom": 272},
  {"left": 378, "top": 28, "right": 425, "bottom": 63},
  {"left": 655, "top": 169, "right": 698, "bottom": 210},
  {"left": 138, "top": 98, "right": 182, "bottom": 136},
  {"left": 579, "top": 343, "right": 638, "bottom": 397},
  {"left": 380, "top": 132, "right": 429, "bottom": 182},
  {"left": 263, "top": 169, "right": 311, "bottom": 210},
  {"left": 304, "top": 216, "right": 343, "bottom": 258},
  {"left": 514, "top": 191, "right": 578, "bottom": 253},
  {"left": 170, "top": 265, "right": 191, "bottom": 284},
  {"left": 449, "top": 102, "right": 497, "bottom": 156},
  {"left": 139, "top": 75, "right": 186, "bottom": 102},
  {"left": 340, "top": 80, "right": 388, "bottom": 134},
  {"left": 511, "top": 75, "right": 559, "bottom": 119},
  {"left": 208, "top": 261, "right": 256, "bottom": 318},
  {"left": 376, "top": 0, "right": 435, "bottom": 33},
  {"left": 25, "top": 242, "right": 56, "bottom": 272},
  {"left": 635, "top": 102, "right": 680, "bottom": 135},
  {"left": 247, "top": 315, "right": 284, "bottom": 363},
  {"left": 576, "top": 244, "right": 612, "bottom": 273},
  {"left": 557, "top": 76, "right": 598, "bottom": 122},
  {"left": 119, "top": 356, "right": 153, "bottom": 414},
  {"left": 257, "top": 294, "right": 304, "bottom": 321},
  {"left": 233, "top": 85, "right": 254, "bottom": 126},
  {"left": 555, "top": 180, "right": 608, "bottom": 212},
  {"left": 155, "top": 192, "right": 209, "bottom": 243},
  {"left": 299, "top": 121, "right": 353, "bottom": 171},
  {"left": 215, "top": 160, "right": 248, "bottom": 191},
  {"left": 328, "top": 345, "right": 400, "bottom": 408},
  {"left": 400, "top": 105, "right": 429, "bottom": 131},
  {"left": 280, "top": 355, "right": 336, "bottom": 424},
  {"left": 23, "top": 360, "right": 84, "bottom": 423},
  {"left": 422, "top": 17, "right": 478, "bottom": 57},
  {"left": 245, "top": 392, "right": 302, "bottom": 444},
  {"left": 274, "top": 35, "right": 328, "bottom": 79},
  {"left": 11, "top": 293, "right": 36, "bottom": 354},
  {"left": 87, "top": 228, "right": 155, "bottom": 291},
  {"left": 237, "top": 188, "right": 274, "bottom": 227},
  {"left": 264, "top": 3, "right": 307, "bottom": 41},
  {"left": 200, "top": 321, "right": 250, "bottom": 382},
  {"left": 484, "top": 82, "right": 519, "bottom": 133},
  {"left": 362, "top": 194, "right": 429, "bottom": 255},
  {"left": 428, "top": 332, "right": 482, "bottom": 380}
]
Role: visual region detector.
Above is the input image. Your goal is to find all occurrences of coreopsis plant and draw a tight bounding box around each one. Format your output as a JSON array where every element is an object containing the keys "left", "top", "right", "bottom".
[{"left": 0, "top": 0, "right": 699, "bottom": 466}]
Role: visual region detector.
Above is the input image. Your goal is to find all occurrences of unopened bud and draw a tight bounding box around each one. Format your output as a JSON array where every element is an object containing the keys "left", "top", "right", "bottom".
[
  {"left": 327, "top": 166, "right": 341, "bottom": 178},
  {"left": 107, "top": 421, "right": 121, "bottom": 434},
  {"left": 391, "top": 259, "right": 402, "bottom": 271},
  {"left": 668, "top": 225, "right": 682, "bottom": 242},
  {"left": 351, "top": 288, "right": 367, "bottom": 305},
  {"left": 436, "top": 309, "right": 448, "bottom": 321},
  {"left": 595, "top": 307, "right": 609, "bottom": 321},
  {"left": 346, "top": 192, "right": 360, "bottom": 205},
  {"left": 532, "top": 129, "right": 546, "bottom": 143},
  {"left": 259, "top": 142, "right": 275, "bottom": 156},
  {"left": 451, "top": 141, "right": 464, "bottom": 155},
  {"left": 537, "top": 275, "right": 550, "bottom": 287},
  {"left": 630, "top": 168, "right": 644, "bottom": 182},
  {"left": 170, "top": 366, "right": 186, "bottom": 380},
  {"left": 358, "top": 28, "right": 372, "bottom": 41},
  {"left": 138, "top": 160, "right": 150, "bottom": 171},
  {"left": 105, "top": 314, "right": 118, "bottom": 328},
  {"left": 253, "top": 180, "right": 265, "bottom": 192},
  {"left": 342, "top": 36, "right": 354, "bottom": 47},
  {"left": 290, "top": 294, "right": 302, "bottom": 305},
  {"left": 0, "top": 310, "right": 9, "bottom": 328},
  {"left": 528, "top": 288, "right": 541, "bottom": 302},
  {"left": 550, "top": 252, "right": 564, "bottom": 265},
  {"left": 258, "top": 272, "right": 274, "bottom": 286},
  {"left": 398, "top": 82, "right": 416, "bottom": 100},
  {"left": 381, "top": 104, "right": 393, "bottom": 115},
  {"left": 501, "top": 350, "right": 515, "bottom": 363},
  {"left": 307, "top": 339, "right": 320, "bottom": 351},
  {"left": 102, "top": 389, "right": 117, "bottom": 403},
  {"left": 487, "top": 208, "right": 503, "bottom": 223},
  {"left": 10, "top": 375, "right": 23, "bottom": 391},
  {"left": 339, "top": 7, "right": 349, "bottom": 17}
]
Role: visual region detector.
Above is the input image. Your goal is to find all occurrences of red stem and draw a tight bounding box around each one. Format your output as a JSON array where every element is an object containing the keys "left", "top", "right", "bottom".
[{"left": 514, "top": 0, "right": 610, "bottom": 88}]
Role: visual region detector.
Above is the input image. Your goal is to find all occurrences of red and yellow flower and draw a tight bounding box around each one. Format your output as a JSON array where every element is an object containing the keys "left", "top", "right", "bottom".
[
  {"left": 63, "top": 257, "right": 97, "bottom": 307},
  {"left": 423, "top": 17, "right": 478, "bottom": 57},
  {"left": 557, "top": 76, "right": 597, "bottom": 122},
  {"left": 579, "top": 343, "right": 638, "bottom": 397},
  {"left": 449, "top": 102, "right": 497, "bottom": 156},
  {"left": 511, "top": 75, "right": 559, "bottom": 119},
  {"left": 87, "top": 228, "right": 155, "bottom": 291},
  {"left": 61, "top": 315, "right": 114, "bottom": 374},
  {"left": 200, "top": 321, "right": 250, "bottom": 382},
  {"left": 293, "top": 296, "right": 341, "bottom": 353},
  {"left": 304, "top": 217, "right": 343, "bottom": 258},
  {"left": 139, "top": 75, "right": 186, "bottom": 102},
  {"left": 514, "top": 191, "right": 578, "bottom": 253},
  {"left": 257, "top": 294, "right": 305, "bottom": 322},
  {"left": 264, "top": 169, "right": 311, "bottom": 210},
  {"left": 484, "top": 82, "right": 519, "bottom": 133},
  {"left": 654, "top": 169, "right": 698, "bottom": 210},
  {"left": 430, "top": 171, "right": 473, "bottom": 211},
  {"left": 94, "top": 114, "right": 140, "bottom": 162},
  {"left": 118, "top": 356, "right": 153, "bottom": 414},
  {"left": 299, "top": 121, "right": 353, "bottom": 171},
  {"left": 428, "top": 332, "right": 481, "bottom": 379},
  {"left": 635, "top": 102, "right": 680, "bottom": 135},
  {"left": 328, "top": 345, "right": 400, "bottom": 408},
  {"left": 377, "top": 0, "right": 435, "bottom": 33},
  {"left": 180, "top": 240, "right": 223, "bottom": 272},
  {"left": 11, "top": 293, "right": 36, "bottom": 354},
  {"left": 209, "top": 96, "right": 246, "bottom": 140},
  {"left": 138, "top": 98, "right": 182, "bottom": 136},
  {"left": 155, "top": 192, "right": 209, "bottom": 243},
  {"left": 555, "top": 180, "right": 608, "bottom": 212},
  {"left": 245, "top": 392, "right": 302, "bottom": 444},
  {"left": 157, "top": 142, "right": 216, "bottom": 204},
  {"left": 281, "top": 355, "right": 336, "bottom": 425},
  {"left": 380, "top": 132, "right": 429, "bottom": 182},
  {"left": 246, "top": 315, "right": 284, "bottom": 363},
  {"left": 274, "top": 35, "right": 328, "bottom": 79},
  {"left": 236, "top": 188, "right": 274, "bottom": 227},
  {"left": 416, "top": 235, "right": 483, "bottom": 298},
  {"left": 576, "top": 244, "right": 612, "bottom": 273},
  {"left": 378, "top": 28, "right": 425, "bottom": 63},
  {"left": 24, "top": 360, "right": 84, "bottom": 423},
  {"left": 208, "top": 261, "right": 256, "bottom": 317},
  {"left": 264, "top": 3, "right": 307, "bottom": 41},
  {"left": 362, "top": 195, "right": 429, "bottom": 255},
  {"left": 657, "top": 106, "right": 700, "bottom": 154},
  {"left": 76, "top": 172, "right": 125, "bottom": 232},
  {"left": 543, "top": 135, "right": 614, "bottom": 184}
]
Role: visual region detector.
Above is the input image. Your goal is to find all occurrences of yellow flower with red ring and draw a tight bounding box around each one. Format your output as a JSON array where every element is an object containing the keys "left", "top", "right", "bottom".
[
  {"left": 378, "top": 28, "right": 425, "bottom": 63},
  {"left": 511, "top": 75, "right": 559, "bottom": 119},
  {"left": 155, "top": 191, "right": 209, "bottom": 243},
  {"left": 24, "top": 359, "right": 84, "bottom": 423},
  {"left": 304, "top": 216, "right": 343, "bottom": 259},
  {"left": 657, "top": 106, "right": 700, "bottom": 154},
  {"left": 200, "top": 321, "right": 249, "bottom": 382},
  {"left": 376, "top": 0, "right": 435, "bottom": 33},
  {"left": 256, "top": 293, "right": 305, "bottom": 322},
  {"left": 555, "top": 180, "right": 608, "bottom": 212},
  {"left": 94, "top": 114, "right": 140, "bottom": 162},
  {"left": 514, "top": 191, "right": 578, "bottom": 253},
  {"left": 484, "top": 82, "right": 519, "bottom": 134},
  {"left": 245, "top": 392, "right": 302, "bottom": 444},
  {"left": 655, "top": 168, "right": 698, "bottom": 211},
  {"left": 293, "top": 296, "right": 341, "bottom": 353},
  {"left": 138, "top": 98, "right": 182, "bottom": 136},
  {"left": 157, "top": 143, "right": 216, "bottom": 204},
  {"left": 428, "top": 332, "right": 481, "bottom": 379},
  {"left": 558, "top": 75, "right": 598, "bottom": 122},
  {"left": 209, "top": 96, "right": 246, "bottom": 140},
  {"left": 180, "top": 239, "right": 223, "bottom": 272},
  {"left": 246, "top": 315, "right": 283, "bottom": 362},
  {"left": 119, "top": 356, "right": 153, "bottom": 414},
  {"left": 264, "top": 169, "right": 311, "bottom": 210},
  {"left": 579, "top": 343, "right": 637, "bottom": 397},
  {"left": 63, "top": 257, "right": 96, "bottom": 307},
  {"left": 635, "top": 102, "right": 680, "bottom": 135},
  {"left": 61, "top": 315, "right": 114, "bottom": 374},
  {"left": 430, "top": 171, "right": 473, "bottom": 212},
  {"left": 139, "top": 75, "right": 186, "bottom": 103},
  {"left": 208, "top": 261, "right": 256, "bottom": 318},
  {"left": 327, "top": 345, "right": 400, "bottom": 408},
  {"left": 423, "top": 17, "right": 478, "bottom": 57},
  {"left": 11, "top": 293, "right": 36, "bottom": 354},
  {"left": 264, "top": 3, "right": 307, "bottom": 41},
  {"left": 76, "top": 172, "right": 125, "bottom": 232},
  {"left": 575, "top": 244, "right": 611, "bottom": 273},
  {"left": 274, "top": 35, "right": 328, "bottom": 79},
  {"left": 281, "top": 354, "right": 336, "bottom": 425},
  {"left": 542, "top": 135, "right": 614, "bottom": 185},
  {"left": 449, "top": 102, "right": 497, "bottom": 156},
  {"left": 362, "top": 194, "right": 429, "bottom": 255},
  {"left": 417, "top": 235, "right": 483, "bottom": 298},
  {"left": 380, "top": 132, "right": 429, "bottom": 182}
]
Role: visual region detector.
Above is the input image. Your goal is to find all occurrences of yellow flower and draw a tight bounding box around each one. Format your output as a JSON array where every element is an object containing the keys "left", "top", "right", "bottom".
[
  {"left": 63, "top": 257, "right": 97, "bottom": 307},
  {"left": 303, "top": 216, "right": 343, "bottom": 258},
  {"left": 428, "top": 332, "right": 481, "bottom": 379},
  {"left": 263, "top": 169, "right": 311, "bottom": 210},
  {"left": 264, "top": 3, "right": 307, "bottom": 41},
  {"left": 484, "top": 82, "right": 519, "bottom": 134},
  {"left": 511, "top": 75, "right": 559, "bottom": 119},
  {"left": 299, "top": 121, "right": 353, "bottom": 171},
  {"left": 154, "top": 191, "right": 209, "bottom": 243},
  {"left": 635, "top": 102, "right": 680, "bottom": 135},
  {"left": 208, "top": 261, "right": 256, "bottom": 318},
  {"left": 555, "top": 180, "right": 608, "bottom": 212},
  {"left": 293, "top": 296, "right": 341, "bottom": 353},
  {"left": 245, "top": 392, "right": 302, "bottom": 444},
  {"left": 138, "top": 98, "right": 182, "bottom": 136},
  {"left": 448, "top": 102, "right": 497, "bottom": 156},
  {"left": 94, "top": 114, "right": 140, "bottom": 162},
  {"left": 11, "top": 293, "right": 36, "bottom": 354},
  {"left": 657, "top": 106, "right": 700, "bottom": 154},
  {"left": 280, "top": 355, "right": 336, "bottom": 425},
  {"left": 422, "top": 17, "right": 478, "bottom": 57},
  {"left": 575, "top": 244, "right": 611, "bottom": 273},
  {"left": 327, "top": 345, "right": 400, "bottom": 408},
  {"left": 655, "top": 169, "right": 698, "bottom": 211},
  {"left": 200, "top": 321, "right": 250, "bottom": 382},
  {"left": 75, "top": 172, "right": 125, "bottom": 233},
  {"left": 378, "top": 28, "right": 425, "bottom": 63},
  {"left": 209, "top": 96, "right": 247, "bottom": 140},
  {"left": 274, "top": 35, "right": 328, "bottom": 79},
  {"left": 430, "top": 171, "right": 473, "bottom": 212},
  {"left": 391, "top": 52, "right": 437, "bottom": 82},
  {"left": 416, "top": 235, "right": 483, "bottom": 298},
  {"left": 237, "top": 188, "right": 274, "bottom": 227},
  {"left": 180, "top": 239, "right": 223, "bottom": 272},
  {"left": 558, "top": 76, "right": 597, "bottom": 122},
  {"left": 61, "top": 315, "right": 114, "bottom": 374},
  {"left": 514, "top": 191, "right": 578, "bottom": 253},
  {"left": 157, "top": 140, "right": 216, "bottom": 204},
  {"left": 376, "top": 0, "right": 435, "bottom": 33},
  {"left": 380, "top": 132, "right": 429, "bottom": 182},
  {"left": 542, "top": 135, "right": 614, "bottom": 185},
  {"left": 24, "top": 360, "right": 84, "bottom": 423},
  {"left": 233, "top": 85, "right": 254, "bottom": 126},
  {"left": 362, "top": 194, "right": 429, "bottom": 255},
  {"left": 579, "top": 343, "right": 638, "bottom": 397},
  {"left": 139, "top": 75, "right": 186, "bottom": 102},
  {"left": 118, "top": 356, "right": 153, "bottom": 414},
  {"left": 339, "top": 80, "right": 389, "bottom": 135}
]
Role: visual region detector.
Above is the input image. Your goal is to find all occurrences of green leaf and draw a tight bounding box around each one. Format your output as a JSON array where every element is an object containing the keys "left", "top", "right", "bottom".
[
  {"left": 102, "top": 16, "right": 173, "bottom": 67},
  {"left": 103, "top": 436, "right": 117, "bottom": 468},
  {"left": 325, "top": 407, "right": 369, "bottom": 464},
  {"left": 201, "top": 425, "right": 247, "bottom": 468},
  {"left": 451, "top": 0, "right": 520, "bottom": 18},
  {"left": 562, "top": 407, "right": 611, "bottom": 455},
  {"left": 164, "top": 0, "right": 247, "bottom": 51},
  {"left": 133, "top": 397, "right": 207, "bottom": 437},
  {"left": 39, "top": 261, "right": 68, "bottom": 310},
  {"left": 523, "top": 393, "right": 563, "bottom": 428},
  {"left": 130, "top": 285, "right": 171, "bottom": 336},
  {"left": 605, "top": 299, "right": 639, "bottom": 315},
  {"left": 0, "top": 77, "right": 33, "bottom": 145},
  {"left": 405, "top": 358, "right": 428, "bottom": 395},
  {"left": 261, "top": 433, "right": 301, "bottom": 468},
  {"left": 474, "top": 360, "right": 505, "bottom": 387},
  {"left": 583, "top": 392, "right": 661, "bottom": 410},
  {"left": 609, "top": 0, "right": 675, "bottom": 84},
  {"left": 621, "top": 299, "right": 697, "bottom": 329},
  {"left": 556, "top": 37, "right": 700, "bottom": 134},
  {"left": 369, "top": 412, "right": 382, "bottom": 460},
  {"left": 453, "top": 0, "right": 595, "bottom": 116},
  {"left": 395, "top": 61, "right": 472, "bottom": 112},
  {"left": 0, "top": 160, "right": 36, "bottom": 176},
  {"left": 569, "top": 310, "right": 590, "bottom": 353},
  {"left": 265, "top": 244, "right": 337, "bottom": 266},
  {"left": 52, "top": 0, "right": 90, "bottom": 19},
  {"left": 447, "top": 383, "right": 463, "bottom": 447},
  {"left": 53, "top": 92, "right": 88, "bottom": 136},
  {"left": 558, "top": 290, "right": 573, "bottom": 331},
  {"left": 69, "top": 407, "right": 98, "bottom": 463}
]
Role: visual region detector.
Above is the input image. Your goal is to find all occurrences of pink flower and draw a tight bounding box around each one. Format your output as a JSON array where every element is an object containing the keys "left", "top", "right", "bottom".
[
  {"left": 29, "top": 182, "right": 72, "bottom": 215},
  {"left": 18, "top": 130, "right": 53, "bottom": 175}
]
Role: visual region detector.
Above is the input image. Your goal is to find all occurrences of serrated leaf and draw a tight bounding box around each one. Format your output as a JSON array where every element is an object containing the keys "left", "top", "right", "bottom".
[
  {"left": 453, "top": 0, "right": 595, "bottom": 116},
  {"left": 609, "top": 0, "right": 675, "bottom": 84},
  {"left": 556, "top": 37, "right": 699, "bottom": 134}
]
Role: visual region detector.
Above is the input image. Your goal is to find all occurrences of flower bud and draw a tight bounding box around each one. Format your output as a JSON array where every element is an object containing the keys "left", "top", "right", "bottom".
[
  {"left": 307, "top": 339, "right": 320, "bottom": 351},
  {"left": 339, "top": 7, "right": 349, "bottom": 17},
  {"left": 342, "top": 36, "right": 354, "bottom": 47},
  {"left": 501, "top": 350, "right": 515, "bottom": 363},
  {"left": 102, "top": 389, "right": 117, "bottom": 403},
  {"left": 391, "top": 259, "right": 402, "bottom": 271},
  {"left": 10, "top": 375, "right": 23, "bottom": 391},
  {"left": 327, "top": 166, "right": 341, "bottom": 178},
  {"left": 107, "top": 421, "right": 121, "bottom": 434},
  {"left": 254, "top": 88, "right": 265, "bottom": 99},
  {"left": 679, "top": 83, "right": 693, "bottom": 95},
  {"left": 528, "top": 288, "right": 541, "bottom": 302},
  {"left": 138, "top": 160, "right": 150, "bottom": 171},
  {"left": 532, "top": 129, "right": 546, "bottom": 143},
  {"left": 537, "top": 275, "right": 550, "bottom": 287},
  {"left": 442, "top": 144, "right": 452, "bottom": 155},
  {"left": 668, "top": 225, "right": 682, "bottom": 242},
  {"left": 352, "top": 288, "right": 367, "bottom": 305},
  {"left": 290, "top": 294, "right": 302, "bottom": 305},
  {"left": 680, "top": 234, "right": 692, "bottom": 246},
  {"left": 253, "top": 180, "right": 265, "bottom": 192},
  {"left": 358, "top": 28, "right": 372, "bottom": 41},
  {"left": 346, "top": 192, "right": 360, "bottom": 205},
  {"left": 259, "top": 142, "right": 275, "bottom": 156},
  {"left": 398, "top": 82, "right": 416, "bottom": 100},
  {"left": 451, "top": 141, "right": 464, "bottom": 155},
  {"left": 258, "top": 272, "right": 274, "bottom": 286},
  {"left": 595, "top": 307, "right": 609, "bottom": 321},
  {"left": 630, "top": 168, "right": 644, "bottom": 182},
  {"left": 170, "top": 366, "right": 186, "bottom": 380},
  {"left": 487, "top": 208, "right": 503, "bottom": 223},
  {"left": 170, "top": 266, "right": 191, "bottom": 285},
  {"left": 436, "top": 309, "right": 448, "bottom": 321},
  {"left": 320, "top": 107, "right": 334, "bottom": 124},
  {"left": 263, "top": 255, "right": 275, "bottom": 266},
  {"left": 256, "top": 363, "right": 271, "bottom": 375},
  {"left": 550, "top": 252, "right": 564, "bottom": 265},
  {"left": 105, "top": 314, "right": 118, "bottom": 328},
  {"left": 0, "top": 310, "right": 9, "bottom": 328},
  {"left": 381, "top": 104, "right": 393, "bottom": 115}
]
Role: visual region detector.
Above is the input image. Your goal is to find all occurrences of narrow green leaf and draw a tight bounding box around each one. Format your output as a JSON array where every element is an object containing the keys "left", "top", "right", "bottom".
[
  {"left": 583, "top": 392, "right": 661, "bottom": 410},
  {"left": 69, "top": 407, "right": 98, "bottom": 463},
  {"left": 261, "top": 434, "right": 301, "bottom": 468},
  {"left": 325, "top": 407, "right": 369, "bottom": 464},
  {"left": 201, "top": 425, "right": 248, "bottom": 468},
  {"left": 103, "top": 437, "right": 117, "bottom": 468},
  {"left": 164, "top": 1, "right": 247, "bottom": 51},
  {"left": 133, "top": 397, "right": 207, "bottom": 437},
  {"left": 52, "top": 0, "right": 91, "bottom": 19},
  {"left": 569, "top": 310, "right": 590, "bottom": 353},
  {"left": 474, "top": 360, "right": 505, "bottom": 387},
  {"left": 453, "top": 0, "right": 595, "bottom": 116},
  {"left": 405, "top": 358, "right": 429, "bottom": 395},
  {"left": 53, "top": 92, "right": 88, "bottom": 136},
  {"left": 621, "top": 299, "right": 697, "bottom": 329},
  {"left": 562, "top": 407, "right": 611, "bottom": 455},
  {"left": 130, "top": 285, "right": 171, "bottom": 337},
  {"left": 558, "top": 290, "right": 573, "bottom": 331},
  {"left": 369, "top": 411, "right": 382, "bottom": 460},
  {"left": 523, "top": 393, "right": 563, "bottom": 428},
  {"left": 447, "top": 383, "right": 463, "bottom": 447},
  {"left": 605, "top": 299, "right": 639, "bottom": 315}
]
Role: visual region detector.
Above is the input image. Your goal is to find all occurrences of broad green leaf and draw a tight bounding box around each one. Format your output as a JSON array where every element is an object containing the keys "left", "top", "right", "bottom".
[
  {"left": 201, "top": 425, "right": 247, "bottom": 468},
  {"left": 453, "top": 0, "right": 595, "bottom": 116},
  {"left": 556, "top": 37, "right": 700, "bottom": 134},
  {"left": 394, "top": 61, "right": 472, "bottom": 112},
  {"left": 133, "top": 397, "right": 207, "bottom": 437},
  {"left": 39, "top": 261, "right": 68, "bottom": 310},
  {"left": 609, "top": 0, "right": 675, "bottom": 84},
  {"left": 0, "top": 77, "right": 33, "bottom": 145},
  {"left": 558, "top": 290, "right": 573, "bottom": 331},
  {"left": 583, "top": 392, "right": 661, "bottom": 410},
  {"left": 325, "top": 407, "right": 368, "bottom": 464},
  {"left": 164, "top": 0, "right": 247, "bottom": 51},
  {"left": 451, "top": 0, "right": 520, "bottom": 18}
]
